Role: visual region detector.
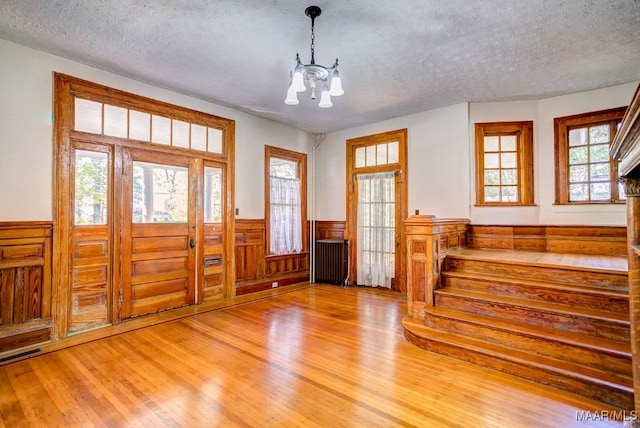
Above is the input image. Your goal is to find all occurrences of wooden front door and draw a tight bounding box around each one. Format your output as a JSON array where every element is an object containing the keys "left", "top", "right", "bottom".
[{"left": 121, "top": 148, "right": 197, "bottom": 318}]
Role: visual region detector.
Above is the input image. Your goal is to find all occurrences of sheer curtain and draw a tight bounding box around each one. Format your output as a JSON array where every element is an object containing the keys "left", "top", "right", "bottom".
[
  {"left": 356, "top": 171, "right": 395, "bottom": 288},
  {"left": 270, "top": 175, "right": 302, "bottom": 254}
]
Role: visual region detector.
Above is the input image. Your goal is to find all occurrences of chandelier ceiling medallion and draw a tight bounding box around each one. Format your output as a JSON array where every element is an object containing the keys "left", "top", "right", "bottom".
[{"left": 284, "top": 5, "right": 343, "bottom": 108}]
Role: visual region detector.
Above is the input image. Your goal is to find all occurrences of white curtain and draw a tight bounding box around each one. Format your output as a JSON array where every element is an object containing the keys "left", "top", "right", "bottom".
[
  {"left": 270, "top": 175, "right": 302, "bottom": 255},
  {"left": 356, "top": 172, "right": 396, "bottom": 288}
]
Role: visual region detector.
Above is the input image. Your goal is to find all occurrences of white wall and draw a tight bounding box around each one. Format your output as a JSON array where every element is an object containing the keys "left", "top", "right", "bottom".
[
  {"left": 0, "top": 40, "right": 309, "bottom": 221},
  {"left": 314, "top": 103, "right": 470, "bottom": 221},
  {"left": 469, "top": 83, "right": 637, "bottom": 226}
]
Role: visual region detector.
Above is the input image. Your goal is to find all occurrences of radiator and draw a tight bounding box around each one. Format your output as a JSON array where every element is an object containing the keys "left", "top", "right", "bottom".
[{"left": 315, "top": 239, "right": 348, "bottom": 285}]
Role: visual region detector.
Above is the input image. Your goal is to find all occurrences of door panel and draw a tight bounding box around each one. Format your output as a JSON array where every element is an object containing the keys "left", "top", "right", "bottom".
[
  {"left": 121, "top": 149, "right": 196, "bottom": 319},
  {"left": 201, "top": 163, "right": 225, "bottom": 302}
]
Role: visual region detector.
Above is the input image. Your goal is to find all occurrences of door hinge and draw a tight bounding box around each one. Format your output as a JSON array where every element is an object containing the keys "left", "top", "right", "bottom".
[{"left": 119, "top": 288, "right": 123, "bottom": 303}]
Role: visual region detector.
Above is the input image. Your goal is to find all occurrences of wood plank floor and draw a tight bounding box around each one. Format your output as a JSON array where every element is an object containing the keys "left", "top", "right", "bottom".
[
  {"left": 0, "top": 285, "right": 629, "bottom": 427},
  {"left": 450, "top": 248, "right": 628, "bottom": 272}
]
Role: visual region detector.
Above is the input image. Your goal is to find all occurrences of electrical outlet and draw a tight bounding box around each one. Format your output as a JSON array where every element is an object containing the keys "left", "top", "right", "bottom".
[{"left": 272, "top": 281, "right": 278, "bottom": 288}]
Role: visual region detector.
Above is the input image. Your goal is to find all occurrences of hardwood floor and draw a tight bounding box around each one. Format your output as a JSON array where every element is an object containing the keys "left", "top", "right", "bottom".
[{"left": 0, "top": 285, "right": 629, "bottom": 427}]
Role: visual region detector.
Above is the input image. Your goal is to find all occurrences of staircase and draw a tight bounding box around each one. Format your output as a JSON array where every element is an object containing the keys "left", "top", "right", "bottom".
[{"left": 403, "top": 249, "right": 633, "bottom": 409}]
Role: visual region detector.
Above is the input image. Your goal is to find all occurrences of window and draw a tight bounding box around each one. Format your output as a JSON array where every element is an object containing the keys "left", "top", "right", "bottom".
[
  {"left": 265, "top": 146, "right": 307, "bottom": 255},
  {"left": 474, "top": 121, "right": 534, "bottom": 206},
  {"left": 554, "top": 107, "right": 626, "bottom": 204}
]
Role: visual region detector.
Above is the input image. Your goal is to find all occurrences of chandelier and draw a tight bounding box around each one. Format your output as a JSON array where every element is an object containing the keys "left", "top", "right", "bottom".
[{"left": 284, "top": 5, "right": 344, "bottom": 108}]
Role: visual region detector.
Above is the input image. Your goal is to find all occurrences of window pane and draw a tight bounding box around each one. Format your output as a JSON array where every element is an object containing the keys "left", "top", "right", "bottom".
[
  {"left": 484, "top": 136, "right": 499, "bottom": 152},
  {"left": 569, "top": 183, "right": 589, "bottom": 201},
  {"left": 103, "top": 104, "right": 128, "bottom": 138},
  {"left": 484, "top": 153, "right": 499, "bottom": 168},
  {"left": 191, "top": 124, "right": 207, "bottom": 151},
  {"left": 501, "top": 169, "right": 517, "bottom": 185},
  {"left": 590, "top": 144, "right": 609, "bottom": 163},
  {"left": 75, "top": 150, "right": 108, "bottom": 225},
  {"left": 484, "top": 186, "right": 499, "bottom": 202},
  {"left": 74, "top": 98, "right": 102, "bottom": 134},
  {"left": 204, "top": 166, "right": 223, "bottom": 223},
  {"left": 377, "top": 143, "right": 387, "bottom": 165},
  {"left": 172, "top": 120, "right": 190, "bottom": 148},
  {"left": 208, "top": 128, "right": 223, "bottom": 153},
  {"left": 366, "top": 145, "right": 376, "bottom": 166},
  {"left": 151, "top": 115, "right": 171, "bottom": 145},
  {"left": 270, "top": 158, "right": 297, "bottom": 178},
  {"left": 132, "top": 162, "right": 188, "bottom": 223},
  {"left": 569, "top": 128, "right": 587, "bottom": 147},
  {"left": 619, "top": 182, "right": 627, "bottom": 200},
  {"left": 569, "top": 165, "right": 588, "bottom": 183},
  {"left": 129, "top": 110, "right": 150, "bottom": 141},
  {"left": 590, "top": 182, "right": 610, "bottom": 201},
  {"left": 355, "top": 147, "right": 366, "bottom": 168},
  {"left": 501, "top": 152, "right": 516, "bottom": 168},
  {"left": 501, "top": 135, "right": 516, "bottom": 152},
  {"left": 590, "top": 163, "right": 609, "bottom": 182},
  {"left": 484, "top": 170, "right": 500, "bottom": 185},
  {"left": 590, "top": 124, "right": 610, "bottom": 144},
  {"left": 388, "top": 141, "right": 399, "bottom": 163},
  {"left": 569, "top": 146, "right": 588, "bottom": 164},
  {"left": 501, "top": 186, "right": 518, "bottom": 202}
]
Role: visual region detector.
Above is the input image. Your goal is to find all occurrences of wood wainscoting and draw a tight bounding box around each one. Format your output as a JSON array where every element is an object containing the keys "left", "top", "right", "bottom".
[
  {"left": 0, "top": 222, "right": 52, "bottom": 354},
  {"left": 468, "top": 225, "right": 627, "bottom": 256},
  {"left": 314, "top": 220, "right": 346, "bottom": 240},
  {"left": 235, "top": 219, "right": 309, "bottom": 295}
]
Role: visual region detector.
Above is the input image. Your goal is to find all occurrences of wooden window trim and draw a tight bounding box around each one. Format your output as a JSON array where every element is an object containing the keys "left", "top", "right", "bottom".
[
  {"left": 264, "top": 145, "right": 308, "bottom": 256},
  {"left": 554, "top": 107, "right": 627, "bottom": 205},
  {"left": 474, "top": 121, "right": 534, "bottom": 206}
]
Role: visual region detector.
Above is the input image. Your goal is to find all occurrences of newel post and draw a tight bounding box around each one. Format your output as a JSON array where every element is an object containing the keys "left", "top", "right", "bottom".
[{"left": 404, "top": 215, "right": 469, "bottom": 319}]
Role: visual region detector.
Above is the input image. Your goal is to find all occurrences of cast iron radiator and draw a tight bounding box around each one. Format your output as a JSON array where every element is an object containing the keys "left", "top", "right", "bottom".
[{"left": 315, "top": 239, "right": 348, "bottom": 285}]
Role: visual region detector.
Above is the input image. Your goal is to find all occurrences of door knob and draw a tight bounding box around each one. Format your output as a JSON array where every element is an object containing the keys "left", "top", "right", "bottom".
[{"left": 189, "top": 238, "right": 196, "bottom": 249}]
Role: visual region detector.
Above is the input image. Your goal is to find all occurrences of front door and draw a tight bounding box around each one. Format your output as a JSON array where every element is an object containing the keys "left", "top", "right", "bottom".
[{"left": 121, "top": 148, "right": 197, "bottom": 318}]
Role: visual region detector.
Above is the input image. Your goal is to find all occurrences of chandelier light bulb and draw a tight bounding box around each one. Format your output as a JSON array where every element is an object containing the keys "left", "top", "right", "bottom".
[
  {"left": 318, "top": 85, "right": 333, "bottom": 108},
  {"left": 284, "top": 85, "right": 299, "bottom": 105},
  {"left": 329, "top": 68, "right": 344, "bottom": 96},
  {"left": 292, "top": 66, "right": 306, "bottom": 93}
]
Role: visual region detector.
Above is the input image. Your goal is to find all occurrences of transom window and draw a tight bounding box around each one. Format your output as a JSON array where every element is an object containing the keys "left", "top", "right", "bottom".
[
  {"left": 74, "top": 98, "right": 223, "bottom": 154},
  {"left": 554, "top": 107, "right": 626, "bottom": 204},
  {"left": 474, "top": 121, "right": 534, "bottom": 206},
  {"left": 355, "top": 141, "right": 399, "bottom": 168}
]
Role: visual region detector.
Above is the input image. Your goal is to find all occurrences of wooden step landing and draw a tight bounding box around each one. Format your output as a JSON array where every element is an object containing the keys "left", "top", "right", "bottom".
[
  {"left": 424, "top": 306, "right": 632, "bottom": 376},
  {"left": 444, "top": 249, "right": 628, "bottom": 290},
  {"left": 441, "top": 270, "right": 629, "bottom": 314},
  {"left": 434, "top": 288, "right": 630, "bottom": 342},
  {"left": 403, "top": 316, "right": 634, "bottom": 410}
]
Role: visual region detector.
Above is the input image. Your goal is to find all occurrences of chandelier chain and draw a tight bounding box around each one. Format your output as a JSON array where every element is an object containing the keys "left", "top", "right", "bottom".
[{"left": 310, "top": 16, "right": 315, "bottom": 64}]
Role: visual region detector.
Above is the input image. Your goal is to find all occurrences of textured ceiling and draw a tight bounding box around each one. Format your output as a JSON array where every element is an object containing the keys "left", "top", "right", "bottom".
[{"left": 1, "top": 1, "right": 639, "bottom": 133}]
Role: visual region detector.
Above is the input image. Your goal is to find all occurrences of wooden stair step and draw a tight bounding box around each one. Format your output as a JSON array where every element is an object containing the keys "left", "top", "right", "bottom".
[
  {"left": 434, "top": 289, "right": 630, "bottom": 342},
  {"left": 443, "top": 255, "right": 628, "bottom": 290},
  {"left": 424, "top": 306, "right": 631, "bottom": 376},
  {"left": 403, "top": 316, "right": 634, "bottom": 410},
  {"left": 441, "top": 270, "right": 629, "bottom": 314}
]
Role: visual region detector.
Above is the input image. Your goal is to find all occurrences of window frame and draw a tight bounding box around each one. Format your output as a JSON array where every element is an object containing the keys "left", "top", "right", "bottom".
[
  {"left": 474, "top": 121, "right": 534, "bottom": 206},
  {"left": 554, "top": 107, "right": 627, "bottom": 205},
  {"left": 264, "top": 145, "right": 307, "bottom": 256}
]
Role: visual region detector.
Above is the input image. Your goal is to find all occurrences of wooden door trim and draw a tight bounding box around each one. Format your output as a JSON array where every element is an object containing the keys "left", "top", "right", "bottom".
[{"left": 345, "top": 129, "right": 408, "bottom": 292}]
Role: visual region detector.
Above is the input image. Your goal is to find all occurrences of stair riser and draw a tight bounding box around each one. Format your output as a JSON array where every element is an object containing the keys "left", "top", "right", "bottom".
[
  {"left": 404, "top": 328, "right": 634, "bottom": 410},
  {"left": 435, "top": 293, "right": 630, "bottom": 343},
  {"left": 441, "top": 275, "right": 629, "bottom": 314},
  {"left": 444, "top": 258, "right": 628, "bottom": 290},
  {"left": 425, "top": 312, "right": 632, "bottom": 376}
]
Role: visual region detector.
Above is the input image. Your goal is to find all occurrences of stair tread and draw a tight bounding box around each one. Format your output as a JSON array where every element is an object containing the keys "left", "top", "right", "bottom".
[
  {"left": 441, "top": 270, "right": 629, "bottom": 297},
  {"left": 435, "top": 288, "right": 630, "bottom": 323},
  {"left": 404, "top": 317, "right": 633, "bottom": 390},
  {"left": 425, "top": 305, "right": 632, "bottom": 356},
  {"left": 445, "top": 248, "right": 628, "bottom": 273}
]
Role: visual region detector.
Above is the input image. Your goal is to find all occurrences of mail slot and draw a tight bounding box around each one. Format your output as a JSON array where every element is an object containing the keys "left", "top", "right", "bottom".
[{"left": 204, "top": 255, "right": 222, "bottom": 266}]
